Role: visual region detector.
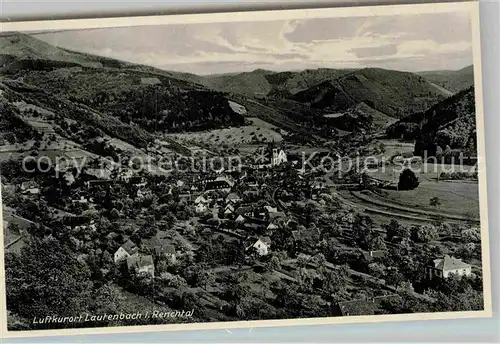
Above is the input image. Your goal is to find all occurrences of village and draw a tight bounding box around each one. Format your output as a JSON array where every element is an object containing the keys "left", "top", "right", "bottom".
[{"left": 2, "top": 133, "right": 482, "bottom": 322}]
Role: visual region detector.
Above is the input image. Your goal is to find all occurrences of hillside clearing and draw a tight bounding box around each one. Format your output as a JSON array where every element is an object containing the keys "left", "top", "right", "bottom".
[{"left": 165, "top": 126, "right": 283, "bottom": 146}]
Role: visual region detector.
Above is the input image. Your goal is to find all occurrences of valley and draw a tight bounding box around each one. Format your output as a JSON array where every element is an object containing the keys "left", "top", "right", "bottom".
[{"left": 0, "top": 31, "right": 483, "bottom": 330}]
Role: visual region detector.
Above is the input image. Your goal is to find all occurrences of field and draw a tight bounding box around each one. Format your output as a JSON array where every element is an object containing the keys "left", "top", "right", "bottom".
[
  {"left": 372, "top": 138, "right": 415, "bottom": 158},
  {"left": 365, "top": 160, "right": 479, "bottom": 217},
  {"left": 246, "top": 117, "right": 280, "bottom": 130},
  {"left": 165, "top": 125, "right": 283, "bottom": 146},
  {"left": 382, "top": 181, "right": 479, "bottom": 218},
  {"left": 367, "top": 162, "right": 477, "bottom": 183}
]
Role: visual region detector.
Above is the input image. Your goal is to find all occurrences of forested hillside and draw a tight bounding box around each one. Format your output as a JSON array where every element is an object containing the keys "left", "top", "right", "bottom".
[
  {"left": 386, "top": 86, "right": 477, "bottom": 157},
  {"left": 293, "top": 68, "right": 448, "bottom": 119}
]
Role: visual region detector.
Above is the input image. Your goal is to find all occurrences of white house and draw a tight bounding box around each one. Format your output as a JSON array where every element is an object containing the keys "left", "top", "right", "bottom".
[
  {"left": 249, "top": 237, "right": 272, "bottom": 256},
  {"left": 224, "top": 203, "right": 235, "bottom": 215},
  {"left": 195, "top": 195, "right": 209, "bottom": 205},
  {"left": 235, "top": 214, "right": 246, "bottom": 223},
  {"left": 426, "top": 255, "right": 472, "bottom": 280},
  {"left": 114, "top": 240, "right": 139, "bottom": 264},
  {"left": 267, "top": 222, "right": 278, "bottom": 230}
]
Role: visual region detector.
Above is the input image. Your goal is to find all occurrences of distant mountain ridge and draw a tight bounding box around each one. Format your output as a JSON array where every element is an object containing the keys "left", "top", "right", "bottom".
[
  {"left": 291, "top": 68, "right": 449, "bottom": 119},
  {"left": 0, "top": 32, "right": 246, "bottom": 148},
  {"left": 417, "top": 65, "right": 474, "bottom": 94}
]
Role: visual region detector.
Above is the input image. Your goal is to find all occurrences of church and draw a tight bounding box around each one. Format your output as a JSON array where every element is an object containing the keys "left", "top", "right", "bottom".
[
  {"left": 253, "top": 141, "right": 287, "bottom": 168},
  {"left": 269, "top": 143, "right": 288, "bottom": 166}
]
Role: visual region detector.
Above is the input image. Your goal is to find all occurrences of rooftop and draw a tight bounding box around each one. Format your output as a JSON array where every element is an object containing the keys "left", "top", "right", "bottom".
[
  {"left": 120, "top": 240, "right": 138, "bottom": 255},
  {"left": 127, "top": 254, "right": 154, "bottom": 270},
  {"left": 432, "top": 255, "right": 471, "bottom": 271}
]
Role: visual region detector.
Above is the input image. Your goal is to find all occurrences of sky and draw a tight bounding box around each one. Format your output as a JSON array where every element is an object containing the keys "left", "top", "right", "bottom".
[{"left": 34, "top": 11, "right": 473, "bottom": 75}]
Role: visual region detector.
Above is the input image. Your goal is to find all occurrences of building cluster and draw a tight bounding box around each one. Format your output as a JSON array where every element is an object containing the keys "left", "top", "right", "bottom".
[{"left": 113, "top": 232, "right": 178, "bottom": 278}]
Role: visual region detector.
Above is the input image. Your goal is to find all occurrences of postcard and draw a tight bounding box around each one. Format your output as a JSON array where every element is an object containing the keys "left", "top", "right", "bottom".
[{"left": 0, "top": 0, "right": 492, "bottom": 339}]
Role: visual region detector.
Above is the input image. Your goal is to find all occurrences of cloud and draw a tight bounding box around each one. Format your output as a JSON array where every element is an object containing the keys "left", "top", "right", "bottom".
[
  {"left": 350, "top": 44, "right": 399, "bottom": 59},
  {"left": 33, "top": 11, "right": 473, "bottom": 75}
]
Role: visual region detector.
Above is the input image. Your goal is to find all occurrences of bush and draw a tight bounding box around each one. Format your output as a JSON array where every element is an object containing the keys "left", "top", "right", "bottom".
[{"left": 398, "top": 169, "right": 419, "bottom": 190}]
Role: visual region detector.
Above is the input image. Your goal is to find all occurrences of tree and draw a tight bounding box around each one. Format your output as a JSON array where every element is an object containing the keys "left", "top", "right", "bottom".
[
  {"left": 368, "top": 262, "right": 386, "bottom": 278},
  {"left": 429, "top": 197, "right": 441, "bottom": 208},
  {"left": 444, "top": 145, "right": 452, "bottom": 157},
  {"left": 5, "top": 237, "right": 93, "bottom": 323},
  {"left": 267, "top": 256, "right": 281, "bottom": 271},
  {"left": 398, "top": 169, "right": 419, "bottom": 190},
  {"left": 353, "top": 213, "right": 374, "bottom": 250},
  {"left": 385, "top": 269, "right": 404, "bottom": 288},
  {"left": 435, "top": 146, "right": 443, "bottom": 158},
  {"left": 109, "top": 208, "right": 120, "bottom": 219},
  {"left": 384, "top": 219, "right": 410, "bottom": 242},
  {"left": 461, "top": 227, "right": 481, "bottom": 243},
  {"left": 379, "top": 142, "right": 386, "bottom": 154},
  {"left": 412, "top": 225, "right": 439, "bottom": 243},
  {"left": 297, "top": 254, "right": 310, "bottom": 268},
  {"left": 371, "top": 233, "right": 387, "bottom": 251}
]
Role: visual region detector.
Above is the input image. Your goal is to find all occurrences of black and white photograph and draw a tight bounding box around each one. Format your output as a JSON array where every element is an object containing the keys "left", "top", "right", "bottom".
[{"left": 0, "top": 1, "right": 492, "bottom": 338}]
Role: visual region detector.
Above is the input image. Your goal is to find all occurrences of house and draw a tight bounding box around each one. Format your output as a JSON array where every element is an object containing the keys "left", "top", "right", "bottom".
[
  {"left": 224, "top": 204, "right": 235, "bottom": 215},
  {"left": 20, "top": 181, "right": 39, "bottom": 194},
  {"left": 225, "top": 193, "right": 242, "bottom": 205},
  {"left": 127, "top": 254, "right": 155, "bottom": 277},
  {"left": 426, "top": 255, "right": 472, "bottom": 280},
  {"left": 245, "top": 176, "right": 259, "bottom": 188},
  {"left": 311, "top": 181, "right": 327, "bottom": 199},
  {"left": 263, "top": 205, "right": 278, "bottom": 214},
  {"left": 235, "top": 214, "right": 246, "bottom": 224},
  {"left": 114, "top": 240, "right": 139, "bottom": 263},
  {"left": 248, "top": 236, "right": 272, "bottom": 256},
  {"left": 194, "top": 195, "right": 209, "bottom": 205},
  {"left": 205, "top": 176, "right": 234, "bottom": 192},
  {"left": 164, "top": 245, "right": 177, "bottom": 263},
  {"left": 235, "top": 206, "right": 253, "bottom": 217},
  {"left": 266, "top": 222, "right": 278, "bottom": 231},
  {"left": 144, "top": 232, "right": 177, "bottom": 263}
]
